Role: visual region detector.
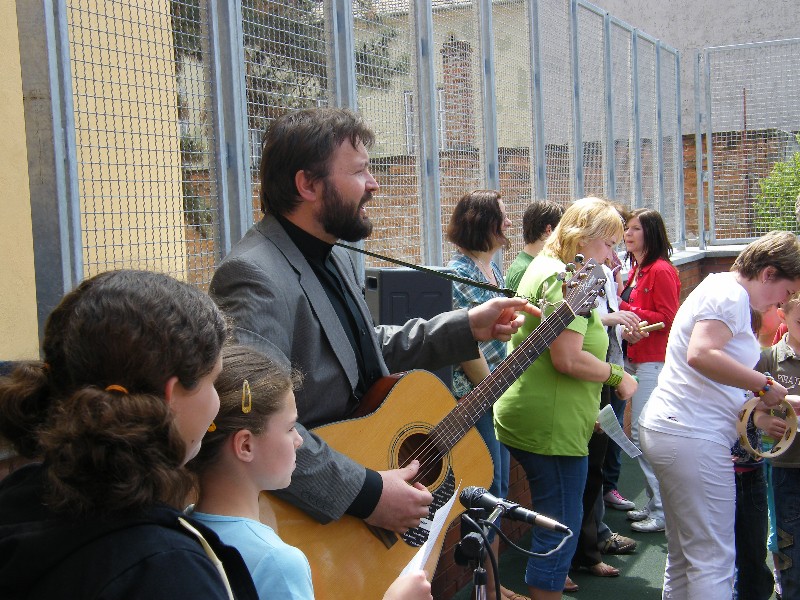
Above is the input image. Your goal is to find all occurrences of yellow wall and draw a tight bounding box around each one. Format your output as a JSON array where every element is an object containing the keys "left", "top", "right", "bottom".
[
  {"left": 73, "top": 0, "right": 185, "bottom": 278},
  {"left": 0, "top": 2, "right": 39, "bottom": 360}
]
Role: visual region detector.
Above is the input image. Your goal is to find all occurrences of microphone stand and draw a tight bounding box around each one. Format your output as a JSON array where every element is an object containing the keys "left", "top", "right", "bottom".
[{"left": 457, "top": 508, "right": 503, "bottom": 600}]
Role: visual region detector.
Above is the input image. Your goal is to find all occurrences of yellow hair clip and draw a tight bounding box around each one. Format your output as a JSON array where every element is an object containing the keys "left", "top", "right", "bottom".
[
  {"left": 242, "top": 380, "right": 252, "bottom": 414},
  {"left": 207, "top": 422, "right": 216, "bottom": 433},
  {"left": 105, "top": 384, "right": 129, "bottom": 394}
]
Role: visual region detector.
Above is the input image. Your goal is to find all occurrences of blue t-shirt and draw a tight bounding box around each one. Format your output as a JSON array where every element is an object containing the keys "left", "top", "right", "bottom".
[{"left": 189, "top": 511, "right": 313, "bottom": 600}]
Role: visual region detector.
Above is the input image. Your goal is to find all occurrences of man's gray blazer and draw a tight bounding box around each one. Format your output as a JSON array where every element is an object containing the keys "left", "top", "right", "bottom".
[{"left": 210, "top": 215, "right": 479, "bottom": 522}]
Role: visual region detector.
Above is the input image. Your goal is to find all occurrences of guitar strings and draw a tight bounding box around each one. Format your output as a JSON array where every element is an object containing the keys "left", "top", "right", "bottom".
[{"left": 405, "top": 307, "right": 571, "bottom": 484}]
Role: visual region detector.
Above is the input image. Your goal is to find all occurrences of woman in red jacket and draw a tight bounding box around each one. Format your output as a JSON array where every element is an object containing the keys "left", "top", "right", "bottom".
[{"left": 619, "top": 208, "right": 681, "bottom": 533}]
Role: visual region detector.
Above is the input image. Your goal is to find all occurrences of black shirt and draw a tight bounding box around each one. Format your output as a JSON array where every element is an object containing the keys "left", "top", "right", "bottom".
[{"left": 276, "top": 215, "right": 383, "bottom": 518}]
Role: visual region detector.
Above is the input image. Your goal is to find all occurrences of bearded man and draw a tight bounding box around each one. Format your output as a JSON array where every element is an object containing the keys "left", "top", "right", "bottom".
[{"left": 210, "top": 107, "right": 531, "bottom": 532}]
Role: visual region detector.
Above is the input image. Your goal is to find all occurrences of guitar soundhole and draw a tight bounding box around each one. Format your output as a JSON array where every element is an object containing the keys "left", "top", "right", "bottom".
[{"left": 399, "top": 432, "right": 444, "bottom": 488}]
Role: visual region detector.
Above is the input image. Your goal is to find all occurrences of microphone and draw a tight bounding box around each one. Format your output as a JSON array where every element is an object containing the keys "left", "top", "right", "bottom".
[{"left": 459, "top": 486, "right": 571, "bottom": 534}]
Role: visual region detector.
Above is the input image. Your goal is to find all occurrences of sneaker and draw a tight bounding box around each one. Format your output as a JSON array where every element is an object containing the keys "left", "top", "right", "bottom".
[
  {"left": 626, "top": 508, "right": 650, "bottom": 522},
  {"left": 603, "top": 489, "right": 635, "bottom": 511},
  {"left": 630, "top": 516, "right": 665, "bottom": 532},
  {"left": 599, "top": 532, "right": 637, "bottom": 554}
]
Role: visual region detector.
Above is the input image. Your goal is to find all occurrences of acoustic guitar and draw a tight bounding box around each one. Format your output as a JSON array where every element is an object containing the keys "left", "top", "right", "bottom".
[{"left": 259, "top": 258, "right": 606, "bottom": 599}]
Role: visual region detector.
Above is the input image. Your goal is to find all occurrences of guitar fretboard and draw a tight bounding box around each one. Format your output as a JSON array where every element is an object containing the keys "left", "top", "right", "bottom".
[{"left": 432, "top": 301, "right": 576, "bottom": 450}]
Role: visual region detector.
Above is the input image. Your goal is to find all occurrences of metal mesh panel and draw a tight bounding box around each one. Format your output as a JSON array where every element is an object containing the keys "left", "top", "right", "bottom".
[
  {"left": 241, "top": 0, "right": 330, "bottom": 224},
  {"left": 576, "top": 4, "right": 606, "bottom": 198},
  {"left": 66, "top": 0, "right": 220, "bottom": 287},
  {"left": 432, "top": 0, "right": 486, "bottom": 263},
  {"left": 659, "top": 49, "right": 681, "bottom": 244},
  {"left": 705, "top": 39, "right": 800, "bottom": 242},
  {"left": 637, "top": 35, "right": 658, "bottom": 209},
  {"left": 492, "top": 1, "right": 535, "bottom": 262},
  {"left": 354, "top": 2, "right": 422, "bottom": 268},
  {"left": 610, "top": 21, "right": 633, "bottom": 208},
  {"left": 538, "top": 0, "right": 574, "bottom": 204},
  {"left": 53, "top": 0, "right": 686, "bottom": 292}
]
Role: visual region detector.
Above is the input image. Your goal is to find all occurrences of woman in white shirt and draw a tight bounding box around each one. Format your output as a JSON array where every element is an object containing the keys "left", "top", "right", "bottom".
[{"left": 639, "top": 231, "right": 800, "bottom": 599}]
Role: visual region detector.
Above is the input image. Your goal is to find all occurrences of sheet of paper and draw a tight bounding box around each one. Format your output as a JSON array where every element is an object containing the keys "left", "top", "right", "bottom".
[
  {"left": 400, "top": 482, "right": 460, "bottom": 576},
  {"left": 598, "top": 403, "right": 642, "bottom": 458}
]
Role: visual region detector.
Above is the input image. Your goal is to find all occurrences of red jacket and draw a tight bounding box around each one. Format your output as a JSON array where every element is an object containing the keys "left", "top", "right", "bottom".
[{"left": 619, "top": 257, "right": 681, "bottom": 363}]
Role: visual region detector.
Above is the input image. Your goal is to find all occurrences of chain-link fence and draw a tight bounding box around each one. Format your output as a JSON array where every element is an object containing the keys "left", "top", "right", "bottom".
[
  {"left": 27, "top": 0, "right": 683, "bottom": 298},
  {"left": 696, "top": 38, "right": 800, "bottom": 245}
]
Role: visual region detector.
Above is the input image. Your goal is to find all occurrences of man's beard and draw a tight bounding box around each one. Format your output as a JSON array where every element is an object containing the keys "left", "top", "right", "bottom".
[{"left": 319, "top": 179, "right": 373, "bottom": 242}]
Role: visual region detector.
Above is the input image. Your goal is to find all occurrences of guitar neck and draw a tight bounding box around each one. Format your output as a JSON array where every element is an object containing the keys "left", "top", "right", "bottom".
[{"left": 434, "top": 302, "right": 576, "bottom": 448}]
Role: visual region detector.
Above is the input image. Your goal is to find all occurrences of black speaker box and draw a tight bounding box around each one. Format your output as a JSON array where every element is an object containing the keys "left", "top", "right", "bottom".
[{"left": 364, "top": 266, "right": 455, "bottom": 388}]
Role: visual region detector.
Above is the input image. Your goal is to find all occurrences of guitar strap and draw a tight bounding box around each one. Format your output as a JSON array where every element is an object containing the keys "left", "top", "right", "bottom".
[{"left": 335, "top": 242, "right": 519, "bottom": 299}]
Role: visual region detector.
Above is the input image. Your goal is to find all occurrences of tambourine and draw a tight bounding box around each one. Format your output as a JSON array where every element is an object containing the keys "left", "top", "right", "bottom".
[{"left": 736, "top": 396, "right": 798, "bottom": 459}]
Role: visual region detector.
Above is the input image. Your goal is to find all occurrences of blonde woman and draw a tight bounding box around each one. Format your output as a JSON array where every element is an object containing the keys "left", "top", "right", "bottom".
[{"left": 494, "top": 197, "right": 638, "bottom": 600}]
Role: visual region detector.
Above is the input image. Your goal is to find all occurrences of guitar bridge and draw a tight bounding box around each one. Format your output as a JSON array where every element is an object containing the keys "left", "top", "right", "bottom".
[{"left": 366, "top": 524, "right": 398, "bottom": 549}]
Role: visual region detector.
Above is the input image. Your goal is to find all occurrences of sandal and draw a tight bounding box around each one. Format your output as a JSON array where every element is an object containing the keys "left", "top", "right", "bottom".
[
  {"left": 585, "top": 562, "right": 620, "bottom": 577},
  {"left": 500, "top": 586, "right": 531, "bottom": 600},
  {"left": 563, "top": 576, "right": 579, "bottom": 593}
]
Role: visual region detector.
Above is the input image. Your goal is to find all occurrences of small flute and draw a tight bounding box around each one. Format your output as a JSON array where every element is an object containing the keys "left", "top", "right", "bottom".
[{"left": 624, "top": 321, "right": 665, "bottom": 334}]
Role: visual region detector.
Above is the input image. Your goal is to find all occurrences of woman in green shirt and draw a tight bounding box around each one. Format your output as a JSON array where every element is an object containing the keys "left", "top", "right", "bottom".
[{"left": 494, "top": 197, "right": 638, "bottom": 600}]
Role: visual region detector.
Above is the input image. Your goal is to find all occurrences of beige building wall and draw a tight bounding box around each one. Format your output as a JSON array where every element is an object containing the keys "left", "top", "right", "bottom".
[
  {"left": 74, "top": 0, "right": 185, "bottom": 278},
  {"left": 0, "top": 2, "right": 39, "bottom": 360}
]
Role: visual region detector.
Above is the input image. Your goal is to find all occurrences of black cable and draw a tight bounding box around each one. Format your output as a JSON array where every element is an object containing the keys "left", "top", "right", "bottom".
[{"left": 461, "top": 513, "right": 501, "bottom": 600}]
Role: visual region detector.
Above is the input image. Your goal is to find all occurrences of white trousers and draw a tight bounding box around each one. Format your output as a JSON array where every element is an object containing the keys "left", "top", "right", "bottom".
[
  {"left": 627, "top": 360, "right": 665, "bottom": 520},
  {"left": 640, "top": 426, "right": 736, "bottom": 600}
]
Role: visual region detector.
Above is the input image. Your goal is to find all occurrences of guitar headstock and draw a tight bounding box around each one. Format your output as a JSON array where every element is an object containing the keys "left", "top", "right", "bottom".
[{"left": 560, "top": 256, "right": 607, "bottom": 317}]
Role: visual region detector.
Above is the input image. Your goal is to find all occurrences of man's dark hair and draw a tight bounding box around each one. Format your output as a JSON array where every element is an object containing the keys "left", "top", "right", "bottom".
[
  {"left": 522, "top": 200, "right": 564, "bottom": 244},
  {"left": 259, "top": 107, "right": 376, "bottom": 215}
]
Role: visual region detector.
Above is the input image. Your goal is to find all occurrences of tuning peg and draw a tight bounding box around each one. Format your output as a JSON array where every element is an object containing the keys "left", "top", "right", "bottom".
[
  {"left": 598, "top": 277, "right": 607, "bottom": 286},
  {"left": 574, "top": 254, "right": 585, "bottom": 264},
  {"left": 556, "top": 271, "right": 566, "bottom": 281},
  {"left": 597, "top": 289, "right": 607, "bottom": 297},
  {"left": 565, "top": 262, "right": 576, "bottom": 273}
]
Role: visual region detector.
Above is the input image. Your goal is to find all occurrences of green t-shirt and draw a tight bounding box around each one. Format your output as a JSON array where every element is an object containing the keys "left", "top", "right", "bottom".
[
  {"left": 505, "top": 251, "right": 534, "bottom": 293},
  {"left": 494, "top": 254, "right": 608, "bottom": 456}
]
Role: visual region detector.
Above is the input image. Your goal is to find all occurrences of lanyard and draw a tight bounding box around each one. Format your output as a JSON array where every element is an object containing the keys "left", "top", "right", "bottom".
[{"left": 335, "top": 242, "right": 519, "bottom": 299}]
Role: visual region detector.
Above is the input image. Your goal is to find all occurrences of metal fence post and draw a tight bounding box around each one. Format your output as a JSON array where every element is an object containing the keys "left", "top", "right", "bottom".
[
  {"left": 603, "top": 12, "right": 616, "bottom": 200},
  {"left": 703, "top": 50, "right": 716, "bottom": 243},
  {"left": 694, "top": 50, "right": 706, "bottom": 249},
  {"left": 413, "top": 0, "right": 443, "bottom": 266},
  {"left": 655, "top": 41, "right": 665, "bottom": 215},
  {"left": 207, "top": 0, "right": 251, "bottom": 253},
  {"left": 528, "top": 0, "right": 547, "bottom": 200},
  {"left": 328, "top": 0, "right": 357, "bottom": 111},
  {"left": 675, "top": 50, "right": 686, "bottom": 250},
  {"left": 569, "top": 0, "right": 584, "bottom": 198},
  {"left": 16, "top": 0, "right": 82, "bottom": 342},
  {"left": 478, "top": 0, "right": 499, "bottom": 191},
  {"left": 631, "top": 30, "right": 643, "bottom": 208}
]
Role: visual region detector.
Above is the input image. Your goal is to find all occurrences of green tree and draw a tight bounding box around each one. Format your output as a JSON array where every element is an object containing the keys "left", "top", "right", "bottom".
[{"left": 753, "top": 139, "right": 800, "bottom": 235}]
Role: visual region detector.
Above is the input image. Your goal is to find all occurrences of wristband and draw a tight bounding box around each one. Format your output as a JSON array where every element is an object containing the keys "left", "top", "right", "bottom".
[
  {"left": 604, "top": 362, "right": 624, "bottom": 387},
  {"left": 757, "top": 373, "right": 775, "bottom": 397}
]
